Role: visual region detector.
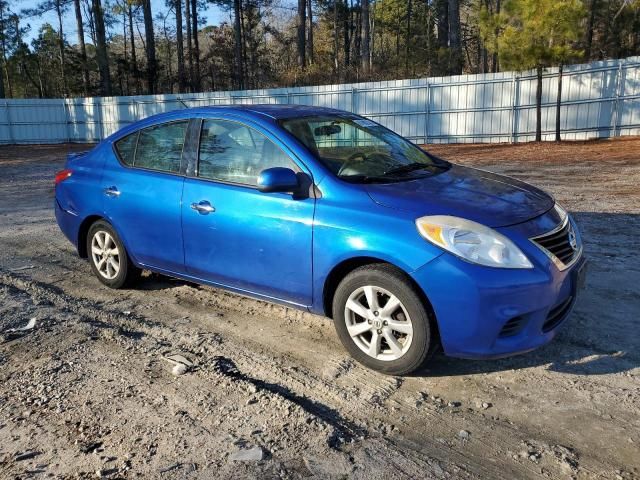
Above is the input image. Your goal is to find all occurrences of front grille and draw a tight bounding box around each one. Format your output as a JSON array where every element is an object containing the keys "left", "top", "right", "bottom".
[
  {"left": 499, "top": 315, "right": 526, "bottom": 337},
  {"left": 542, "top": 296, "right": 574, "bottom": 332},
  {"left": 532, "top": 219, "right": 579, "bottom": 267}
]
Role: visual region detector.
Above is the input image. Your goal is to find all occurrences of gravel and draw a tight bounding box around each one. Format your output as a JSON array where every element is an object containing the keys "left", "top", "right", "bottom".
[{"left": 0, "top": 140, "right": 639, "bottom": 479}]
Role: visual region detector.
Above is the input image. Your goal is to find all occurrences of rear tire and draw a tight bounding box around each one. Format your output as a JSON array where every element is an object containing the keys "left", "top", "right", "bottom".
[
  {"left": 332, "top": 264, "right": 434, "bottom": 375},
  {"left": 87, "top": 220, "right": 140, "bottom": 289}
]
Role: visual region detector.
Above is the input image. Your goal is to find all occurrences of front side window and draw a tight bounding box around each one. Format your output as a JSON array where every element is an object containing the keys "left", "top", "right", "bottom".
[
  {"left": 198, "top": 119, "right": 294, "bottom": 186},
  {"left": 131, "top": 121, "right": 189, "bottom": 173},
  {"left": 280, "top": 115, "right": 449, "bottom": 183}
]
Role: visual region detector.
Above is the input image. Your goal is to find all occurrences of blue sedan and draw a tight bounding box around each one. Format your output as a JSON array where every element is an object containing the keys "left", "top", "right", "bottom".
[{"left": 54, "top": 105, "right": 586, "bottom": 375}]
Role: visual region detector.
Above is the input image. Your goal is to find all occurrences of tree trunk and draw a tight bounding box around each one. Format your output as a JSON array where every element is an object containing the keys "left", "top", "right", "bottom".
[
  {"left": 448, "top": 0, "right": 462, "bottom": 75},
  {"left": 128, "top": 4, "right": 141, "bottom": 94},
  {"left": 344, "top": 0, "right": 351, "bottom": 68},
  {"left": 555, "top": 64, "right": 563, "bottom": 142},
  {"left": 492, "top": 0, "right": 500, "bottom": 72},
  {"left": 0, "top": 2, "right": 9, "bottom": 98},
  {"left": 361, "top": 0, "right": 370, "bottom": 74},
  {"left": 404, "top": 0, "right": 412, "bottom": 76},
  {"left": 92, "top": 0, "right": 112, "bottom": 96},
  {"left": 436, "top": 0, "right": 448, "bottom": 49},
  {"left": 585, "top": 0, "right": 597, "bottom": 60},
  {"left": 191, "top": 0, "right": 201, "bottom": 91},
  {"left": 307, "top": 0, "right": 314, "bottom": 65},
  {"left": 297, "top": 0, "right": 306, "bottom": 68},
  {"left": 233, "top": 0, "right": 244, "bottom": 89},
  {"left": 73, "top": 0, "right": 90, "bottom": 95},
  {"left": 55, "top": 0, "right": 68, "bottom": 96},
  {"left": 175, "top": 0, "right": 186, "bottom": 93},
  {"left": 142, "top": 0, "right": 157, "bottom": 94},
  {"left": 333, "top": 0, "right": 339, "bottom": 76},
  {"left": 536, "top": 64, "right": 543, "bottom": 142},
  {"left": 185, "top": 0, "right": 194, "bottom": 90}
]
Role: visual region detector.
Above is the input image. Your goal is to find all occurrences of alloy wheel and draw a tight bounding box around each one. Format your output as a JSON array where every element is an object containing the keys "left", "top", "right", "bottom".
[
  {"left": 344, "top": 285, "right": 414, "bottom": 361},
  {"left": 91, "top": 230, "right": 121, "bottom": 280}
]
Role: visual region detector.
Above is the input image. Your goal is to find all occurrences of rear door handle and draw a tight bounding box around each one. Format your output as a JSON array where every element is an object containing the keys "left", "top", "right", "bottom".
[
  {"left": 191, "top": 200, "right": 215, "bottom": 214},
  {"left": 104, "top": 186, "right": 120, "bottom": 197}
]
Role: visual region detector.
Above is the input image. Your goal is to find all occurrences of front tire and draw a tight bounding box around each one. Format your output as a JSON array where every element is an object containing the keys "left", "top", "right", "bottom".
[
  {"left": 87, "top": 220, "right": 140, "bottom": 289},
  {"left": 332, "top": 264, "right": 434, "bottom": 375}
]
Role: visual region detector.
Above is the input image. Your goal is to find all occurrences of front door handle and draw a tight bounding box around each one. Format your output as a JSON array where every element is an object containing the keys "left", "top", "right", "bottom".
[
  {"left": 104, "top": 186, "right": 120, "bottom": 197},
  {"left": 191, "top": 200, "right": 215, "bottom": 214}
]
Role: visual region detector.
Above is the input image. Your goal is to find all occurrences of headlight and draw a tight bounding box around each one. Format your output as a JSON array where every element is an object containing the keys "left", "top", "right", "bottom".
[{"left": 415, "top": 215, "right": 533, "bottom": 268}]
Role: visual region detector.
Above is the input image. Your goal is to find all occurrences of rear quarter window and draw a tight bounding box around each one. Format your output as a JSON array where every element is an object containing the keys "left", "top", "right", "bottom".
[{"left": 114, "top": 132, "right": 138, "bottom": 166}]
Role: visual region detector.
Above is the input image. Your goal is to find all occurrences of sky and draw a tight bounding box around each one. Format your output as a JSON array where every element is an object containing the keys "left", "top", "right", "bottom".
[{"left": 16, "top": 0, "right": 231, "bottom": 44}]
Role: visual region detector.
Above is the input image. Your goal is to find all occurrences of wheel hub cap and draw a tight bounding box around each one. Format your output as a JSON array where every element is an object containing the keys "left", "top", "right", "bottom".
[{"left": 344, "top": 285, "right": 414, "bottom": 362}]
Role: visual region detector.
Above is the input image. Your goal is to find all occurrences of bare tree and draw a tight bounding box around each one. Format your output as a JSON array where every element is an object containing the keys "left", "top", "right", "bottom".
[
  {"left": 175, "top": 0, "right": 186, "bottom": 92},
  {"left": 297, "top": 0, "right": 306, "bottom": 68},
  {"left": 233, "top": 0, "right": 244, "bottom": 89},
  {"left": 74, "top": 0, "right": 90, "bottom": 95},
  {"left": 307, "top": 0, "right": 314, "bottom": 65},
  {"left": 142, "top": 0, "right": 157, "bottom": 93},
  {"left": 361, "top": 0, "right": 370, "bottom": 74},
  {"left": 92, "top": 0, "right": 112, "bottom": 95},
  {"left": 191, "top": 0, "right": 201, "bottom": 90},
  {"left": 448, "top": 0, "right": 462, "bottom": 74}
]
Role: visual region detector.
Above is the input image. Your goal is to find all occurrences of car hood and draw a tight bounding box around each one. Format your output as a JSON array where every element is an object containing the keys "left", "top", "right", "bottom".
[{"left": 365, "top": 165, "right": 554, "bottom": 228}]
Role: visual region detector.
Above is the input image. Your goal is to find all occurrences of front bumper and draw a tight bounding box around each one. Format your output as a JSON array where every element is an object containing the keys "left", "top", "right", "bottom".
[{"left": 411, "top": 212, "right": 586, "bottom": 359}]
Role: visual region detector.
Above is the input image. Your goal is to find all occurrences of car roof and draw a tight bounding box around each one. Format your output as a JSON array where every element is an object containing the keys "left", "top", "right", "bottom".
[{"left": 174, "top": 104, "right": 349, "bottom": 120}]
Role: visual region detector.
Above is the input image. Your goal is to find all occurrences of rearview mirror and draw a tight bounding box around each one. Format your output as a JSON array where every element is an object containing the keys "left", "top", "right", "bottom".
[
  {"left": 257, "top": 167, "right": 300, "bottom": 193},
  {"left": 314, "top": 124, "right": 341, "bottom": 136}
]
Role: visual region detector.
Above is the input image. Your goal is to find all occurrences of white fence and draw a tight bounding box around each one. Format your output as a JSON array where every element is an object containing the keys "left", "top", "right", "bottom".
[{"left": 0, "top": 56, "right": 638, "bottom": 145}]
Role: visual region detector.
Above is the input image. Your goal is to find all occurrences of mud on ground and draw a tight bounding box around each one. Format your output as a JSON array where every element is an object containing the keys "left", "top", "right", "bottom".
[{"left": 0, "top": 138, "right": 638, "bottom": 479}]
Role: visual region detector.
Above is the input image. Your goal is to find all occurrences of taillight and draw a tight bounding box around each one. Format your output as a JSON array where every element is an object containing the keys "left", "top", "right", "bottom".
[{"left": 55, "top": 169, "right": 73, "bottom": 185}]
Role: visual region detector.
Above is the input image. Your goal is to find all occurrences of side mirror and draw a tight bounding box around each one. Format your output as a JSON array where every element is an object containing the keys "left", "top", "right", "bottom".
[{"left": 257, "top": 167, "right": 300, "bottom": 193}]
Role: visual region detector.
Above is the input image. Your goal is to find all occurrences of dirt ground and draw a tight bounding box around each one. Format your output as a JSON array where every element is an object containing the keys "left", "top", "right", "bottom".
[{"left": 0, "top": 137, "right": 638, "bottom": 480}]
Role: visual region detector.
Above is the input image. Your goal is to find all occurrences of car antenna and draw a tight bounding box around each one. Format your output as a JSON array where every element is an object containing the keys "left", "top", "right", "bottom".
[{"left": 177, "top": 98, "right": 189, "bottom": 109}]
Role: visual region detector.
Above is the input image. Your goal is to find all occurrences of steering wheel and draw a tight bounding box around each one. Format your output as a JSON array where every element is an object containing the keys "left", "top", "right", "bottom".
[{"left": 338, "top": 152, "right": 369, "bottom": 176}]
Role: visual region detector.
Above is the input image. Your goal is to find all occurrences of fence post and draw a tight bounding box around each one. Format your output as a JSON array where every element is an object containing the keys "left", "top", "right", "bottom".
[
  {"left": 351, "top": 87, "right": 358, "bottom": 114},
  {"left": 511, "top": 74, "right": 520, "bottom": 143},
  {"left": 5, "top": 101, "right": 13, "bottom": 144},
  {"left": 95, "top": 98, "right": 105, "bottom": 141},
  {"left": 612, "top": 61, "right": 625, "bottom": 137},
  {"left": 62, "top": 99, "right": 71, "bottom": 143},
  {"left": 424, "top": 82, "right": 430, "bottom": 145}
]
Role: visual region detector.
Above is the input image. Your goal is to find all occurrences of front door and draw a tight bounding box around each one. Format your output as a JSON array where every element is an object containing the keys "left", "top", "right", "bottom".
[{"left": 181, "top": 118, "right": 314, "bottom": 306}]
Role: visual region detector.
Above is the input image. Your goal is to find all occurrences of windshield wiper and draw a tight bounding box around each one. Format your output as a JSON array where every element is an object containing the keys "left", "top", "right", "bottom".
[
  {"left": 383, "top": 162, "right": 446, "bottom": 176},
  {"left": 340, "top": 174, "right": 404, "bottom": 184}
]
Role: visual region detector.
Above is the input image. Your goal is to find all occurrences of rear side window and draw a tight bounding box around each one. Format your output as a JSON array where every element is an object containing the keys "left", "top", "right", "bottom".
[
  {"left": 114, "top": 132, "right": 138, "bottom": 166},
  {"left": 135, "top": 121, "right": 189, "bottom": 173}
]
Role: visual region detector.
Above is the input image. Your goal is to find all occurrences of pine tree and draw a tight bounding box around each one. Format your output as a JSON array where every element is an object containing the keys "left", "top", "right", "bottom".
[{"left": 480, "top": 0, "right": 585, "bottom": 141}]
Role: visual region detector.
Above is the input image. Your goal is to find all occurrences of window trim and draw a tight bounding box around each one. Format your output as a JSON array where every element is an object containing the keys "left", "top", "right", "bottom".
[
  {"left": 111, "top": 119, "right": 191, "bottom": 177},
  {"left": 192, "top": 117, "right": 302, "bottom": 190}
]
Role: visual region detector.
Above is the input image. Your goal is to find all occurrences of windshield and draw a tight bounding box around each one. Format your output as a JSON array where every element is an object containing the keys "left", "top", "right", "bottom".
[{"left": 280, "top": 115, "right": 449, "bottom": 183}]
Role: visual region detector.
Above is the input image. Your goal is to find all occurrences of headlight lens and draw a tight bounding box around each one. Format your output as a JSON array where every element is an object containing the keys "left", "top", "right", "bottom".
[{"left": 416, "top": 215, "right": 533, "bottom": 268}]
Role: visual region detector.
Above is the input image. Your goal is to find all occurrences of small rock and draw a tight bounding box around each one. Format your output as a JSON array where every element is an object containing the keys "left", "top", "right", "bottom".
[
  {"left": 14, "top": 451, "right": 40, "bottom": 462},
  {"left": 172, "top": 364, "right": 188, "bottom": 376},
  {"left": 482, "top": 402, "right": 491, "bottom": 409},
  {"left": 458, "top": 430, "right": 470, "bottom": 440},
  {"left": 448, "top": 401, "right": 461, "bottom": 408},
  {"left": 229, "top": 446, "right": 265, "bottom": 462}
]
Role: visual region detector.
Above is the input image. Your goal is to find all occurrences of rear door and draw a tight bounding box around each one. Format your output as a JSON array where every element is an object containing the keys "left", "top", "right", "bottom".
[
  {"left": 181, "top": 117, "right": 315, "bottom": 306},
  {"left": 102, "top": 120, "right": 192, "bottom": 273}
]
